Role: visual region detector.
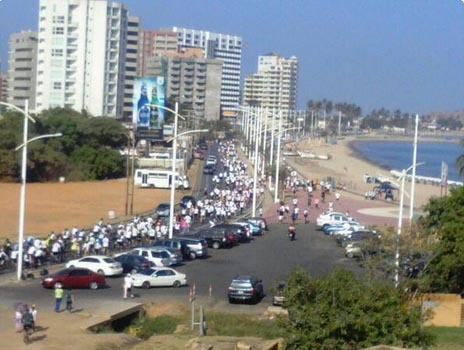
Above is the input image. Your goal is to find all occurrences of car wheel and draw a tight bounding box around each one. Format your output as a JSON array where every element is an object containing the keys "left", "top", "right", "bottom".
[
  {"left": 69, "top": 265, "right": 75, "bottom": 268},
  {"left": 97, "top": 269, "right": 104, "bottom": 275},
  {"left": 89, "top": 281, "right": 98, "bottom": 290},
  {"left": 347, "top": 252, "right": 354, "bottom": 259},
  {"left": 189, "top": 251, "right": 197, "bottom": 260},
  {"left": 142, "top": 281, "right": 150, "bottom": 289},
  {"left": 173, "top": 280, "right": 181, "bottom": 288},
  {"left": 212, "top": 241, "right": 220, "bottom": 249},
  {"left": 322, "top": 224, "right": 329, "bottom": 231},
  {"left": 228, "top": 298, "right": 235, "bottom": 304}
]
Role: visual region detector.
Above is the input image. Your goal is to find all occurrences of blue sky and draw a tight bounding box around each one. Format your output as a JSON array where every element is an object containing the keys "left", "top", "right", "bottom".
[{"left": 0, "top": 0, "right": 463, "bottom": 114}]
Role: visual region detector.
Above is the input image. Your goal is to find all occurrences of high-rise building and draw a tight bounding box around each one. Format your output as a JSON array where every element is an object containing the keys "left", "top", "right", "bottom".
[
  {"left": 35, "top": 0, "right": 131, "bottom": 118},
  {"left": 123, "top": 16, "right": 140, "bottom": 120},
  {"left": 137, "top": 29, "right": 178, "bottom": 76},
  {"left": 0, "top": 72, "right": 7, "bottom": 103},
  {"left": 172, "top": 27, "right": 242, "bottom": 117},
  {"left": 243, "top": 53, "right": 298, "bottom": 118},
  {"left": 6, "top": 31, "right": 38, "bottom": 111}
]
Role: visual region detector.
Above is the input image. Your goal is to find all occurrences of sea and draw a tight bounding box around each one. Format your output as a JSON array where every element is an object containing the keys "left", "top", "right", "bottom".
[{"left": 350, "top": 139, "right": 464, "bottom": 183}]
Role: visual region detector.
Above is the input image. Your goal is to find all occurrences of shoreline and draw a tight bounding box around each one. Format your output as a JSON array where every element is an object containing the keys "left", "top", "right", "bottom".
[{"left": 294, "top": 136, "right": 445, "bottom": 208}]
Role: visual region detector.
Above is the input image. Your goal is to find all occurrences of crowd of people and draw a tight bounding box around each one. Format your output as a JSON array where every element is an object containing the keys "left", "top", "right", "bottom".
[{"left": 0, "top": 140, "right": 263, "bottom": 275}]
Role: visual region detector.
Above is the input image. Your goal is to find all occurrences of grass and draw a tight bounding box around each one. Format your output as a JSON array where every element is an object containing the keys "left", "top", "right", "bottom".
[
  {"left": 427, "top": 327, "right": 464, "bottom": 350},
  {"left": 126, "top": 310, "right": 284, "bottom": 340}
]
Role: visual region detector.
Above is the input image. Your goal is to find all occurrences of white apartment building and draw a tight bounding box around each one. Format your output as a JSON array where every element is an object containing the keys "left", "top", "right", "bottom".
[
  {"left": 172, "top": 27, "right": 242, "bottom": 116},
  {"left": 7, "top": 31, "right": 38, "bottom": 111},
  {"left": 36, "top": 0, "right": 129, "bottom": 118},
  {"left": 123, "top": 16, "right": 139, "bottom": 120},
  {"left": 243, "top": 53, "right": 298, "bottom": 118}
]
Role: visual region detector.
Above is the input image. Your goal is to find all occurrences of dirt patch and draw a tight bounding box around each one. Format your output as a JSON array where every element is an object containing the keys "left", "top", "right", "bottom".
[{"left": 0, "top": 160, "right": 201, "bottom": 241}]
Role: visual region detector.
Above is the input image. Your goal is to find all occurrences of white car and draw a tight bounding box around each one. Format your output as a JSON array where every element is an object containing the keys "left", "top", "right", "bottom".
[
  {"left": 130, "top": 248, "right": 173, "bottom": 267},
  {"left": 66, "top": 255, "right": 123, "bottom": 276},
  {"left": 206, "top": 155, "right": 217, "bottom": 166},
  {"left": 131, "top": 267, "right": 187, "bottom": 289},
  {"left": 316, "top": 211, "right": 353, "bottom": 229}
]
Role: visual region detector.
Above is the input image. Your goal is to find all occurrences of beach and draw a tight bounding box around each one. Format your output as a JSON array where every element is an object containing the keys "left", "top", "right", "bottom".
[{"left": 291, "top": 135, "right": 445, "bottom": 209}]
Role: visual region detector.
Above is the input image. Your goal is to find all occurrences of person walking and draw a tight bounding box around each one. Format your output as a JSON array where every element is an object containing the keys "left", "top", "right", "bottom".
[
  {"left": 15, "top": 309, "right": 22, "bottom": 332},
  {"left": 30, "top": 304, "right": 37, "bottom": 330},
  {"left": 303, "top": 209, "right": 309, "bottom": 224},
  {"left": 66, "top": 289, "right": 74, "bottom": 313},
  {"left": 123, "top": 273, "right": 134, "bottom": 299},
  {"left": 54, "top": 283, "right": 64, "bottom": 312}
]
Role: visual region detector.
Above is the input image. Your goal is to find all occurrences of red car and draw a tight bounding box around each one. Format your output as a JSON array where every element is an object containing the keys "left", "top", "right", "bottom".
[{"left": 42, "top": 268, "right": 106, "bottom": 290}]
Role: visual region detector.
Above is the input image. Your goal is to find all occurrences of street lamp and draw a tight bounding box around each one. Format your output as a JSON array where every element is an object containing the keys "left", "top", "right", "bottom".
[
  {"left": 166, "top": 128, "right": 208, "bottom": 238},
  {"left": 394, "top": 161, "right": 425, "bottom": 287},
  {"left": 1, "top": 100, "right": 36, "bottom": 281},
  {"left": 274, "top": 126, "right": 301, "bottom": 203}
]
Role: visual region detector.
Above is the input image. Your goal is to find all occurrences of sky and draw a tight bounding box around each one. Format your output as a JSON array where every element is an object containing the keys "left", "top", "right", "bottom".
[{"left": 0, "top": 0, "right": 463, "bottom": 115}]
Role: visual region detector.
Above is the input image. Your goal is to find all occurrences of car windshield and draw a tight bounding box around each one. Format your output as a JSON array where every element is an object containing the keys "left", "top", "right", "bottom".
[
  {"left": 55, "top": 269, "right": 70, "bottom": 276},
  {"left": 230, "top": 280, "right": 252, "bottom": 288}
]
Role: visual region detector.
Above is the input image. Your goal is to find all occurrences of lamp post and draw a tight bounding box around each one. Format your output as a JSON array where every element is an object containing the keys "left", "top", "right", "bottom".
[
  {"left": 409, "top": 114, "right": 420, "bottom": 222},
  {"left": 1, "top": 100, "right": 36, "bottom": 281},
  {"left": 15, "top": 132, "right": 63, "bottom": 281},
  {"left": 394, "top": 161, "right": 425, "bottom": 287},
  {"left": 274, "top": 126, "right": 301, "bottom": 203}
]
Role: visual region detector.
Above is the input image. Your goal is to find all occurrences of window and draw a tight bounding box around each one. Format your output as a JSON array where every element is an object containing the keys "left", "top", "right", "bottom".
[
  {"left": 52, "top": 16, "right": 65, "bottom": 24},
  {"left": 52, "top": 27, "right": 64, "bottom": 35},
  {"left": 51, "top": 49, "right": 63, "bottom": 57},
  {"left": 53, "top": 82, "right": 62, "bottom": 90}
]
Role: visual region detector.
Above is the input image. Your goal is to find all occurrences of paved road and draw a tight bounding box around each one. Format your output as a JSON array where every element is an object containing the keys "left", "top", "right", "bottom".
[{"left": 0, "top": 221, "right": 361, "bottom": 314}]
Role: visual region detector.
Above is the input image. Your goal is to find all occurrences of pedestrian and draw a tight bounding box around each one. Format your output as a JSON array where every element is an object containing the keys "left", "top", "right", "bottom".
[
  {"left": 30, "top": 304, "right": 37, "bottom": 330},
  {"left": 335, "top": 191, "right": 341, "bottom": 201},
  {"left": 321, "top": 190, "right": 326, "bottom": 202},
  {"left": 314, "top": 197, "right": 320, "bottom": 209},
  {"left": 258, "top": 207, "right": 263, "bottom": 217},
  {"left": 123, "top": 273, "right": 134, "bottom": 299},
  {"left": 328, "top": 201, "right": 334, "bottom": 211},
  {"left": 66, "top": 289, "right": 74, "bottom": 313},
  {"left": 303, "top": 209, "right": 309, "bottom": 224},
  {"left": 54, "top": 283, "right": 64, "bottom": 312},
  {"left": 291, "top": 210, "right": 297, "bottom": 225},
  {"left": 15, "top": 309, "right": 22, "bottom": 332}
]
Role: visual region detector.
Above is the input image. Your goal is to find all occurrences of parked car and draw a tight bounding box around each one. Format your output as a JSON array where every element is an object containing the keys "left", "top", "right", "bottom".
[
  {"left": 233, "top": 220, "right": 262, "bottom": 236},
  {"left": 150, "top": 246, "right": 183, "bottom": 265},
  {"left": 193, "top": 149, "right": 205, "bottom": 160},
  {"left": 155, "top": 203, "right": 170, "bottom": 218},
  {"left": 153, "top": 239, "right": 193, "bottom": 260},
  {"left": 272, "top": 281, "right": 287, "bottom": 306},
  {"left": 113, "top": 253, "right": 154, "bottom": 273},
  {"left": 176, "top": 237, "right": 209, "bottom": 259},
  {"left": 316, "top": 211, "right": 353, "bottom": 230},
  {"left": 345, "top": 242, "right": 363, "bottom": 259},
  {"left": 323, "top": 221, "right": 364, "bottom": 236},
  {"left": 203, "top": 164, "right": 216, "bottom": 175},
  {"left": 216, "top": 223, "right": 250, "bottom": 242},
  {"left": 228, "top": 275, "right": 264, "bottom": 304},
  {"left": 131, "top": 267, "right": 187, "bottom": 289},
  {"left": 244, "top": 217, "right": 269, "bottom": 232},
  {"left": 194, "top": 226, "right": 238, "bottom": 249},
  {"left": 129, "top": 248, "right": 173, "bottom": 267},
  {"left": 42, "top": 268, "right": 106, "bottom": 290},
  {"left": 66, "top": 255, "right": 123, "bottom": 276},
  {"left": 339, "top": 230, "right": 378, "bottom": 247},
  {"left": 180, "top": 195, "right": 197, "bottom": 208},
  {"left": 206, "top": 155, "right": 217, "bottom": 166}
]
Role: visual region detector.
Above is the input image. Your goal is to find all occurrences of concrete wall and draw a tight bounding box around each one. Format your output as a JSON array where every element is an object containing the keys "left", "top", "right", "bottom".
[{"left": 421, "top": 293, "right": 462, "bottom": 327}]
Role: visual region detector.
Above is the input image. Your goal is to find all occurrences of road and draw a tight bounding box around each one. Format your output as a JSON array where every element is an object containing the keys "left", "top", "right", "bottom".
[{"left": 0, "top": 220, "right": 361, "bottom": 314}]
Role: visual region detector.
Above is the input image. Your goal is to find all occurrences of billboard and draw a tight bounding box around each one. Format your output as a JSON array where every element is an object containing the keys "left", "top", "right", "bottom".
[{"left": 132, "top": 77, "right": 166, "bottom": 130}]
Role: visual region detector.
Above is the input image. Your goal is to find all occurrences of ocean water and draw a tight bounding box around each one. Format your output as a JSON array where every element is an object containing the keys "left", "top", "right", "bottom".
[{"left": 350, "top": 140, "right": 464, "bottom": 182}]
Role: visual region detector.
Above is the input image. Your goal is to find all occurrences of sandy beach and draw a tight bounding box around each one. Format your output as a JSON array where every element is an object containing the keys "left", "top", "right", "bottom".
[{"left": 290, "top": 135, "right": 445, "bottom": 209}]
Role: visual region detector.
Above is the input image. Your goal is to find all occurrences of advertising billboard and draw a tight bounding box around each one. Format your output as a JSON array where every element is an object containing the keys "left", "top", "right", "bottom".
[{"left": 132, "top": 77, "right": 166, "bottom": 130}]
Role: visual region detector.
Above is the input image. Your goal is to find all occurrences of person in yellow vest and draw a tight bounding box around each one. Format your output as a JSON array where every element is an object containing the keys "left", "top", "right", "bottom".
[{"left": 54, "top": 283, "right": 64, "bottom": 312}]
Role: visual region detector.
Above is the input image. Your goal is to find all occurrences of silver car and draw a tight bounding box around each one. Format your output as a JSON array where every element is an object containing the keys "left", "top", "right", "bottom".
[{"left": 151, "top": 246, "right": 183, "bottom": 265}]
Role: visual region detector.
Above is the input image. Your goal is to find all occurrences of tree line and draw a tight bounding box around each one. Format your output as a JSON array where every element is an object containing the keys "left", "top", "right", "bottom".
[{"left": 0, "top": 108, "right": 127, "bottom": 182}]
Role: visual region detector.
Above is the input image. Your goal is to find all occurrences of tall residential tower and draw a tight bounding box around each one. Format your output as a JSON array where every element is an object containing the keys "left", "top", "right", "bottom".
[
  {"left": 7, "top": 31, "right": 38, "bottom": 111},
  {"left": 243, "top": 53, "right": 298, "bottom": 117},
  {"left": 172, "top": 27, "right": 242, "bottom": 117},
  {"left": 35, "top": 0, "right": 133, "bottom": 118}
]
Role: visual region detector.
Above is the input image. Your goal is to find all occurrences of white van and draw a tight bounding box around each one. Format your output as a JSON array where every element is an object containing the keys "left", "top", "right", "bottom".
[{"left": 134, "top": 169, "right": 189, "bottom": 189}]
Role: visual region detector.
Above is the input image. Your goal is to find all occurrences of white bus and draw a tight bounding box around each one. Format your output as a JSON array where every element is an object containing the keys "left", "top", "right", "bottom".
[{"left": 134, "top": 169, "right": 189, "bottom": 189}]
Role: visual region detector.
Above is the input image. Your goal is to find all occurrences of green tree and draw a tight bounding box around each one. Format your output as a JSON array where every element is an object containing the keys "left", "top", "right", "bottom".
[
  {"left": 419, "top": 186, "right": 464, "bottom": 293},
  {"left": 279, "top": 267, "right": 432, "bottom": 350}
]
